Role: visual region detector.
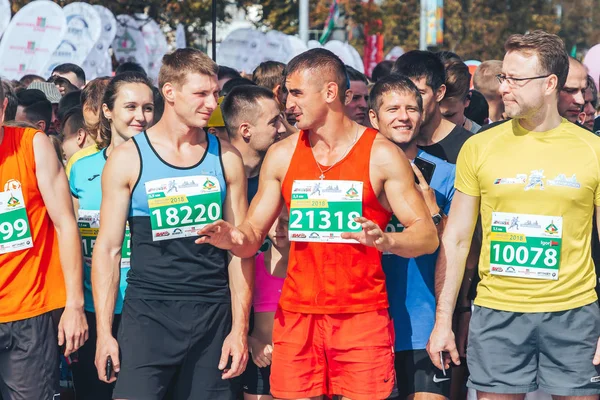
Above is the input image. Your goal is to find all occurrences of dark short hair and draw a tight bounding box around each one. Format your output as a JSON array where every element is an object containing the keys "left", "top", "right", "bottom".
[
  {"left": 61, "top": 106, "right": 86, "bottom": 136},
  {"left": 52, "top": 63, "right": 86, "bottom": 86},
  {"left": 115, "top": 61, "right": 147, "bottom": 77},
  {"left": 437, "top": 51, "right": 462, "bottom": 63},
  {"left": 221, "top": 85, "right": 276, "bottom": 137},
  {"left": 221, "top": 77, "right": 256, "bottom": 97},
  {"left": 371, "top": 60, "right": 394, "bottom": 82},
  {"left": 464, "top": 90, "right": 489, "bottom": 125},
  {"left": 285, "top": 48, "right": 348, "bottom": 102},
  {"left": 346, "top": 65, "right": 368, "bottom": 85},
  {"left": 218, "top": 66, "right": 241, "bottom": 81},
  {"left": 57, "top": 91, "right": 82, "bottom": 123},
  {"left": 2, "top": 79, "right": 17, "bottom": 121},
  {"left": 369, "top": 73, "right": 423, "bottom": 114},
  {"left": 16, "top": 89, "right": 52, "bottom": 131},
  {"left": 504, "top": 30, "right": 569, "bottom": 91},
  {"left": 18, "top": 74, "right": 45, "bottom": 87},
  {"left": 252, "top": 61, "right": 286, "bottom": 90},
  {"left": 443, "top": 60, "right": 471, "bottom": 100},
  {"left": 392, "top": 50, "right": 446, "bottom": 91}
]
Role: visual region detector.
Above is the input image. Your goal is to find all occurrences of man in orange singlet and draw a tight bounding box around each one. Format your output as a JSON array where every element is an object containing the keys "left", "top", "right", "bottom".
[
  {"left": 0, "top": 78, "right": 87, "bottom": 399},
  {"left": 197, "top": 49, "right": 439, "bottom": 400}
]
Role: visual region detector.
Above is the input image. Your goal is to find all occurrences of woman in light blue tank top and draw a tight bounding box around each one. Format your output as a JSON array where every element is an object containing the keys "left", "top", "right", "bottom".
[{"left": 69, "top": 72, "right": 155, "bottom": 399}]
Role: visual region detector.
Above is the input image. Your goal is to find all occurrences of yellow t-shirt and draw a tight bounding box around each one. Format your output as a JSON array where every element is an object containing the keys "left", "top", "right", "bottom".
[
  {"left": 456, "top": 118, "right": 600, "bottom": 312},
  {"left": 65, "top": 145, "right": 99, "bottom": 179}
]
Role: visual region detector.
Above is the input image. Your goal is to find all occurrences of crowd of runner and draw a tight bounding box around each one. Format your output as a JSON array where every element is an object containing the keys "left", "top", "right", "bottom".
[{"left": 0, "top": 29, "right": 599, "bottom": 400}]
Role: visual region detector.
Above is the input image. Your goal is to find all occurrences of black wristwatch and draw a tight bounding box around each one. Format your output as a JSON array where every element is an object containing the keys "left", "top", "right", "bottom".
[{"left": 432, "top": 209, "right": 445, "bottom": 226}]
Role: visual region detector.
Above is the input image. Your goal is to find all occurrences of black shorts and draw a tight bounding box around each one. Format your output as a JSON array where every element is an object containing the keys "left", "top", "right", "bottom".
[
  {"left": 241, "top": 356, "right": 271, "bottom": 395},
  {"left": 113, "top": 299, "right": 237, "bottom": 400},
  {"left": 0, "top": 311, "right": 59, "bottom": 400},
  {"left": 391, "top": 349, "right": 451, "bottom": 399},
  {"left": 71, "top": 311, "right": 121, "bottom": 400}
]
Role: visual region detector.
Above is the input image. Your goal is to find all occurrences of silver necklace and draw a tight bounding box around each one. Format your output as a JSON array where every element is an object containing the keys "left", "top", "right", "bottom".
[{"left": 309, "top": 124, "right": 360, "bottom": 180}]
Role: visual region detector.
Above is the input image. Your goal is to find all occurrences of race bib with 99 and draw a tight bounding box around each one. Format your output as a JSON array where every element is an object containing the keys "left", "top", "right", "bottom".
[
  {"left": 490, "top": 212, "right": 562, "bottom": 280},
  {"left": 0, "top": 188, "right": 33, "bottom": 254},
  {"left": 145, "top": 176, "right": 222, "bottom": 241},
  {"left": 288, "top": 180, "right": 362, "bottom": 243}
]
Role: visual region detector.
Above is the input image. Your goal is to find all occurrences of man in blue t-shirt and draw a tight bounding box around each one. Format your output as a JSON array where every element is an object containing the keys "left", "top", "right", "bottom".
[{"left": 369, "top": 74, "right": 456, "bottom": 400}]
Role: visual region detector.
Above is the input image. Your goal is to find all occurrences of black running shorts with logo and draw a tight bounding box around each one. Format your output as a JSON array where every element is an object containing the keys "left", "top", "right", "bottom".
[
  {"left": 242, "top": 357, "right": 271, "bottom": 395},
  {"left": 467, "top": 303, "right": 600, "bottom": 396},
  {"left": 388, "top": 349, "right": 451, "bottom": 399},
  {"left": 113, "top": 299, "right": 237, "bottom": 400},
  {"left": 0, "top": 312, "right": 59, "bottom": 400}
]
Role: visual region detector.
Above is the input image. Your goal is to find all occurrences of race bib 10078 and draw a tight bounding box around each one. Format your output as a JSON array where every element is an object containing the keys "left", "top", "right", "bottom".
[
  {"left": 0, "top": 189, "right": 33, "bottom": 254},
  {"left": 145, "top": 176, "right": 222, "bottom": 241},
  {"left": 288, "top": 180, "right": 363, "bottom": 243},
  {"left": 490, "top": 212, "right": 562, "bottom": 280}
]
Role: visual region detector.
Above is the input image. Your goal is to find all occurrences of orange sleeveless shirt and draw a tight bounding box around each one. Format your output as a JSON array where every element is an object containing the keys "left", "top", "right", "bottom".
[
  {"left": 281, "top": 128, "right": 392, "bottom": 314},
  {"left": 0, "top": 126, "right": 65, "bottom": 323}
]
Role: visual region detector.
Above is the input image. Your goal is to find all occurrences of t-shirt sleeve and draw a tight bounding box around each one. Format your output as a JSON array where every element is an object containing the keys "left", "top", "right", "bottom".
[
  {"left": 69, "top": 162, "right": 79, "bottom": 198},
  {"left": 444, "top": 164, "right": 456, "bottom": 215},
  {"left": 65, "top": 156, "right": 75, "bottom": 179},
  {"left": 454, "top": 137, "right": 481, "bottom": 197}
]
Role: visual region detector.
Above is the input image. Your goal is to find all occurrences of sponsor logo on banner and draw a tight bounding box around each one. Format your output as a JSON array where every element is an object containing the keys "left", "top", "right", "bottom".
[
  {"left": 322, "top": 184, "right": 341, "bottom": 193},
  {"left": 345, "top": 185, "right": 359, "bottom": 199},
  {"left": 521, "top": 220, "right": 541, "bottom": 228},
  {"left": 7, "top": 195, "right": 20, "bottom": 208},
  {"left": 202, "top": 178, "right": 217, "bottom": 191},
  {"left": 544, "top": 222, "right": 559, "bottom": 235}
]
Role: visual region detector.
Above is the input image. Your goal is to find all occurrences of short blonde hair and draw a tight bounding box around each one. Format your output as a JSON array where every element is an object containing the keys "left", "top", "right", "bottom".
[
  {"left": 158, "top": 48, "right": 218, "bottom": 90},
  {"left": 473, "top": 60, "right": 502, "bottom": 99}
]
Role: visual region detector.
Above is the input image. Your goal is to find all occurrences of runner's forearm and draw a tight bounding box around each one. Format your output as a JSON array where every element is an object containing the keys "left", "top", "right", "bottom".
[
  {"left": 91, "top": 244, "right": 120, "bottom": 338},
  {"left": 56, "top": 220, "right": 85, "bottom": 308},
  {"left": 434, "top": 232, "right": 470, "bottom": 327},
  {"left": 384, "top": 219, "right": 438, "bottom": 258},
  {"left": 229, "top": 256, "right": 254, "bottom": 334},
  {"left": 232, "top": 221, "right": 266, "bottom": 258}
]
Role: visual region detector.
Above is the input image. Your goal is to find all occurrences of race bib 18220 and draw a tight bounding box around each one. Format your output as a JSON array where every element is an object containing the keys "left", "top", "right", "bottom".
[
  {"left": 490, "top": 212, "right": 562, "bottom": 280},
  {"left": 145, "top": 176, "right": 222, "bottom": 241},
  {"left": 288, "top": 180, "right": 363, "bottom": 243}
]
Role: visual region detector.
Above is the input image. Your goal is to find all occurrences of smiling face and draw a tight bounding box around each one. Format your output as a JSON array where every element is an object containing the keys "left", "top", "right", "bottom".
[
  {"left": 369, "top": 90, "right": 422, "bottom": 146},
  {"left": 102, "top": 82, "right": 154, "bottom": 141}
]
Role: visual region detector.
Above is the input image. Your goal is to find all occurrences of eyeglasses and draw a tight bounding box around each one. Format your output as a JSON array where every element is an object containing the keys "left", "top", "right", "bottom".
[{"left": 496, "top": 74, "right": 551, "bottom": 86}]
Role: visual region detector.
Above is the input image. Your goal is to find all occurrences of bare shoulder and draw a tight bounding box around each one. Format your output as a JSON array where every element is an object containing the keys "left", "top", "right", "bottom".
[
  {"left": 371, "top": 132, "right": 406, "bottom": 163},
  {"left": 105, "top": 140, "right": 140, "bottom": 182},
  {"left": 271, "top": 130, "right": 300, "bottom": 157},
  {"left": 218, "top": 138, "right": 243, "bottom": 162}
]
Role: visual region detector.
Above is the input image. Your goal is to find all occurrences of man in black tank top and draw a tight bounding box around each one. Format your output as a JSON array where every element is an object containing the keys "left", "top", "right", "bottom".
[{"left": 91, "top": 49, "right": 252, "bottom": 400}]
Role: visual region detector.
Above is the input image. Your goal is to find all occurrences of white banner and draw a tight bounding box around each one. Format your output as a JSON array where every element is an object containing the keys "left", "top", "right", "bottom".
[
  {"left": 217, "top": 28, "right": 265, "bottom": 74},
  {"left": 82, "top": 5, "right": 117, "bottom": 80},
  {"left": 0, "top": 0, "right": 10, "bottom": 39},
  {"left": 175, "top": 23, "right": 186, "bottom": 49},
  {"left": 112, "top": 15, "right": 149, "bottom": 73},
  {"left": 324, "top": 40, "right": 364, "bottom": 73},
  {"left": 135, "top": 14, "right": 167, "bottom": 84},
  {"left": 0, "top": 0, "right": 66, "bottom": 80},
  {"left": 43, "top": 2, "right": 101, "bottom": 79}
]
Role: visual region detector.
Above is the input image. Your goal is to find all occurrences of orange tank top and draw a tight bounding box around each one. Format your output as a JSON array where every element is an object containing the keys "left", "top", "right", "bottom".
[
  {"left": 0, "top": 126, "right": 65, "bottom": 323},
  {"left": 281, "top": 128, "right": 392, "bottom": 314}
]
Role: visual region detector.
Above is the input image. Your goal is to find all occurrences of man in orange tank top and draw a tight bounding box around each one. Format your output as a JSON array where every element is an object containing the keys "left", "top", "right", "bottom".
[
  {"left": 0, "top": 78, "right": 87, "bottom": 399},
  {"left": 198, "top": 49, "right": 439, "bottom": 400}
]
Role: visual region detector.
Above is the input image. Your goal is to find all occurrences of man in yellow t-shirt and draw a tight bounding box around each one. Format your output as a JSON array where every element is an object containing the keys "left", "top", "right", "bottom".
[{"left": 428, "top": 30, "right": 600, "bottom": 399}]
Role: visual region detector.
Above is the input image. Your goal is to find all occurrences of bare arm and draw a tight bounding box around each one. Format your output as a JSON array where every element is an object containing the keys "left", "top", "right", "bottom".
[
  {"left": 219, "top": 142, "right": 252, "bottom": 379},
  {"left": 92, "top": 145, "right": 134, "bottom": 338},
  {"left": 593, "top": 207, "right": 600, "bottom": 366},
  {"left": 427, "top": 190, "right": 479, "bottom": 369},
  {"left": 33, "top": 132, "right": 87, "bottom": 356},
  {"left": 92, "top": 143, "right": 137, "bottom": 382},
  {"left": 197, "top": 139, "right": 292, "bottom": 257},
  {"left": 371, "top": 141, "right": 438, "bottom": 258}
]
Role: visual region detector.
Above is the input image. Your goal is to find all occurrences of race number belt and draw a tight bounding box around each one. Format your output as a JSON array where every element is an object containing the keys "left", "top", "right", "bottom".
[
  {"left": 288, "top": 180, "right": 362, "bottom": 243},
  {"left": 490, "top": 212, "right": 562, "bottom": 280},
  {"left": 78, "top": 209, "right": 130, "bottom": 268},
  {"left": 145, "top": 176, "right": 222, "bottom": 241},
  {"left": 0, "top": 188, "right": 33, "bottom": 254}
]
